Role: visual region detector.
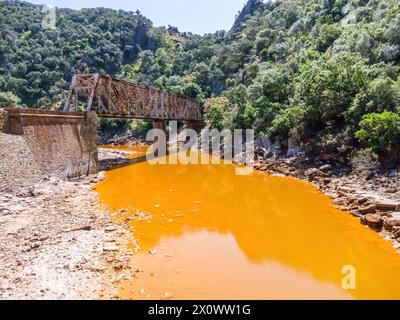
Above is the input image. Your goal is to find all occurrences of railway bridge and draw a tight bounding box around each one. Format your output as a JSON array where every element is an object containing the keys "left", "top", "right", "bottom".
[{"left": 1, "top": 74, "right": 203, "bottom": 178}]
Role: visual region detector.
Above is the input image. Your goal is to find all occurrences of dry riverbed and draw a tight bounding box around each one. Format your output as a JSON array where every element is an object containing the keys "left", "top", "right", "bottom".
[{"left": 0, "top": 147, "right": 136, "bottom": 300}]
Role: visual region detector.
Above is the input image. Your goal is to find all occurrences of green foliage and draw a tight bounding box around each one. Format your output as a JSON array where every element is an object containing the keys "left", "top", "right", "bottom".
[
  {"left": 347, "top": 77, "right": 399, "bottom": 123},
  {"left": 99, "top": 119, "right": 130, "bottom": 136},
  {"left": 0, "top": 1, "right": 157, "bottom": 107},
  {"left": 295, "top": 53, "right": 370, "bottom": 127},
  {"left": 355, "top": 111, "right": 400, "bottom": 158},
  {"left": 3, "top": 0, "right": 400, "bottom": 163},
  {"left": 0, "top": 91, "right": 21, "bottom": 108},
  {"left": 204, "top": 97, "right": 234, "bottom": 130},
  {"left": 270, "top": 105, "right": 306, "bottom": 139}
]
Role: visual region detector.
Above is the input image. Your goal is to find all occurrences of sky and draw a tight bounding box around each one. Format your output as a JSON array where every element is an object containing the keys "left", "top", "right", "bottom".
[{"left": 27, "top": 0, "right": 249, "bottom": 34}]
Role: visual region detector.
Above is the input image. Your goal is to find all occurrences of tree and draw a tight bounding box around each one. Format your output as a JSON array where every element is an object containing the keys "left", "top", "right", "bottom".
[
  {"left": 295, "top": 53, "right": 370, "bottom": 128},
  {"left": 204, "top": 97, "right": 234, "bottom": 130},
  {"left": 355, "top": 111, "right": 400, "bottom": 160}
]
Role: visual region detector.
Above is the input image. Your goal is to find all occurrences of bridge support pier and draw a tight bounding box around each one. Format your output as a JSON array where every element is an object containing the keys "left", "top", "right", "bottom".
[{"left": 4, "top": 108, "right": 99, "bottom": 178}]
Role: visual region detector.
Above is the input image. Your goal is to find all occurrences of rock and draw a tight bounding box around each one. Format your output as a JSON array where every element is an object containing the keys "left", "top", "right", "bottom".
[
  {"left": 103, "top": 243, "right": 118, "bottom": 252},
  {"left": 287, "top": 138, "right": 302, "bottom": 157},
  {"left": 332, "top": 198, "right": 345, "bottom": 206},
  {"left": 357, "top": 198, "right": 368, "bottom": 205},
  {"left": 385, "top": 188, "right": 397, "bottom": 194},
  {"left": 105, "top": 226, "right": 117, "bottom": 233},
  {"left": 319, "top": 164, "right": 332, "bottom": 173},
  {"left": 149, "top": 250, "right": 157, "bottom": 255},
  {"left": 387, "top": 170, "right": 397, "bottom": 178},
  {"left": 383, "top": 213, "right": 400, "bottom": 231},
  {"left": 256, "top": 135, "right": 272, "bottom": 150},
  {"left": 163, "top": 292, "right": 173, "bottom": 300},
  {"left": 375, "top": 200, "right": 398, "bottom": 212},
  {"left": 357, "top": 204, "right": 376, "bottom": 215},
  {"left": 361, "top": 214, "right": 383, "bottom": 231},
  {"left": 305, "top": 168, "right": 322, "bottom": 180}
]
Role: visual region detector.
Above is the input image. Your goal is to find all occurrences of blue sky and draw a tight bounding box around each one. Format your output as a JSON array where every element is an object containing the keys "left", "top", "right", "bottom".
[{"left": 27, "top": 0, "right": 249, "bottom": 34}]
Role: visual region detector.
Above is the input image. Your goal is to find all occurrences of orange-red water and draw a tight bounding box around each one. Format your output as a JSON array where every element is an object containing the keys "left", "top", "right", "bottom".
[{"left": 95, "top": 146, "right": 400, "bottom": 300}]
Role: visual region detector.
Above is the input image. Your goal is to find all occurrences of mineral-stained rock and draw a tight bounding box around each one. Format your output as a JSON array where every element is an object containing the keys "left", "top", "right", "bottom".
[
  {"left": 383, "top": 213, "right": 400, "bottom": 231},
  {"left": 319, "top": 164, "right": 332, "bottom": 173},
  {"left": 375, "top": 200, "right": 398, "bottom": 212},
  {"left": 305, "top": 168, "right": 325, "bottom": 180},
  {"left": 357, "top": 204, "right": 376, "bottom": 215},
  {"left": 361, "top": 214, "right": 383, "bottom": 231}
]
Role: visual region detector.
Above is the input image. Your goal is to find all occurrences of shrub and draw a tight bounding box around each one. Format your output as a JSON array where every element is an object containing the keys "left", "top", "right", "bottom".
[
  {"left": 295, "top": 53, "right": 370, "bottom": 131},
  {"left": 0, "top": 92, "right": 21, "bottom": 108},
  {"left": 270, "top": 105, "right": 306, "bottom": 139},
  {"left": 204, "top": 97, "right": 234, "bottom": 130},
  {"left": 347, "top": 77, "right": 399, "bottom": 123},
  {"left": 355, "top": 111, "right": 400, "bottom": 160}
]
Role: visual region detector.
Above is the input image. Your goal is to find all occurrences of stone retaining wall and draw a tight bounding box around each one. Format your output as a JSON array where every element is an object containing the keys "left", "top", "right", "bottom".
[{"left": 5, "top": 108, "right": 99, "bottom": 178}]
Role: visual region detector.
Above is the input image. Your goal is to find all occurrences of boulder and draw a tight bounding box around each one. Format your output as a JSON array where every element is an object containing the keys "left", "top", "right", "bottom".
[
  {"left": 305, "top": 168, "right": 326, "bottom": 180},
  {"left": 375, "top": 200, "right": 398, "bottom": 212},
  {"left": 256, "top": 135, "right": 272, "bottom": 150},
  {"left": 361, "top": 214, "right": 383, "bottom": 231},
  {"left": 383, "top": 213, "right": 400, "bottom": 231},
  {"left": 357, "top": 204, "right": 376, "bottom": 215},
  {"left": 319, "top": 164, "right": 332, "bottom": 173},
  {"left": 287, "top": 137, "right": 302, "bottom": 157}
]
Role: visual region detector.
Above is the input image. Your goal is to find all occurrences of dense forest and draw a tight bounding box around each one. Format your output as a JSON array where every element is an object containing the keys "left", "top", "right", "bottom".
[{"left": 1, "top": 0, "right": 400, "bottom": 164}]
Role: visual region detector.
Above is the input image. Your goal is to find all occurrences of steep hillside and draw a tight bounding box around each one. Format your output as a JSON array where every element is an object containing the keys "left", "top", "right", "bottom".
[
  {"left": 1, "top": 0, "right": 400, "bottom": 163},
  {"left": 0, "top": 0, "right": 160, "bottom": 107}
]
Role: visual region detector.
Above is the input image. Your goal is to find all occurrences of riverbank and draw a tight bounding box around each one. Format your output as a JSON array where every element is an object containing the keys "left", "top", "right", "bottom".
[{"left": 0, "top": 143, "right": 135, "bottom": 299}]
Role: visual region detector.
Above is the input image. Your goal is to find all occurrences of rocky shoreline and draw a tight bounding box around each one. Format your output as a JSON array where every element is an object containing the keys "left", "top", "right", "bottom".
[{"left": 253, "top": 154, "right": 400, "bottom": 251}]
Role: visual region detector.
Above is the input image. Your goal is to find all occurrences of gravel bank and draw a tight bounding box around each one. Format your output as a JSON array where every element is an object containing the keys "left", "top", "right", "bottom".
[{"left": 0, "top": 147, "right": 135, "bottom": 300}]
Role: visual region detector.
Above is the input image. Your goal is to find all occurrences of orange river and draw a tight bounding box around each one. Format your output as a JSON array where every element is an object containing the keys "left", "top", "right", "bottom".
[{"left": 95, "top": 146, "right": 400, "bottom": 300}]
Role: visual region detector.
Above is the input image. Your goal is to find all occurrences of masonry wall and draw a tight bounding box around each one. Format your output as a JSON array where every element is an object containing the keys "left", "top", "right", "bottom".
[
  {"left": 6, "top": 108, "right": 99, "bottom": 178},
  {"left": 0, "top": 108, "right": 9, "bottom": 133}
]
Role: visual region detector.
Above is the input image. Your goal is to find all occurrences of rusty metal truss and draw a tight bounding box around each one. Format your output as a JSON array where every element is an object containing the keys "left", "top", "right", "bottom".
[{"left": 63, "top": 73, "right": 202, "bottom": 121}]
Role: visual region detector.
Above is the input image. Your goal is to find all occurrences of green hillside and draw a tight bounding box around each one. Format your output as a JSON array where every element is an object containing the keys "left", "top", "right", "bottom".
[{"left": 1, "top": 0, "right": 400, "bottom": 162}]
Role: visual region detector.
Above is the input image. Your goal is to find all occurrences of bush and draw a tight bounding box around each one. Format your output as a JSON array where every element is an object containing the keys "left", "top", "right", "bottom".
[
  {"left": 99, "top": 119, "right": 131, "bottom": 137},
  {"left": 270, "top": 105, "right": 305, "bottom": 139},
  {"left": 355, "top": 111, "right": 400, "bottom": 160},
  {"left": 347, "top": 77, "right": 399, "bottom": 123},
  {"left": 204, "top": 97, "right": 234, "bottom": 130},
  {"left": 295, "top": 53, "right": 370, "bottom": 127},
  {"left": 0, "top": 92, "right": 21, "bottom": 108}
]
